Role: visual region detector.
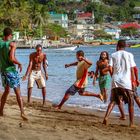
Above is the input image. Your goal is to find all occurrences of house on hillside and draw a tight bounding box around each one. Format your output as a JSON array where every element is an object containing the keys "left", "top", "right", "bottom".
[
  {"left": 48, "top": 12, "right": 68, "bottom": 28},
  {"left": 76, "top": 12, "right": 95, "bottom": 24},
  {"left": 103, "top": 23, "right": 121, "bottom": 39},
  {"left": 68, "top": 24, "right": 94, "bottom": 42},
  {"left": 133, "top": 7, "right": 140, "bottom": 21}
]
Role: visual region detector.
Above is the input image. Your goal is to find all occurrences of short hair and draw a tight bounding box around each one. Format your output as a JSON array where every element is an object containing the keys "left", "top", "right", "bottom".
[
  {"left": 117, "top": 40, "right": 126, "bottom": 49},
  {"left": 76, "top": 50, "right": 84, "bottom": 57},
  {"left": 36, "top": 44, "right": 42, "bottom": 49},
  {"left": 3, "top": 27, "right": 12, "bottom": 36}
]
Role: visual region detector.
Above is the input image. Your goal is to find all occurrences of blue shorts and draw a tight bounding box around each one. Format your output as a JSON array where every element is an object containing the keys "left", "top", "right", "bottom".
[
  {"left": 1, "top": 71, "right": 20, "bottom": 88},
  {"left": 65, "top": 85, "right": 85, "bottom": 96}
]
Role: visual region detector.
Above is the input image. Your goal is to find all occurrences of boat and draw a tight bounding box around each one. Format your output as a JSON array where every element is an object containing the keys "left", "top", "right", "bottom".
[
  {"left": 130, "top": 44, "right": 140, "bottom": 48},
  {"left": 44, "top": 45, "right": 78, "bottom": 51}
]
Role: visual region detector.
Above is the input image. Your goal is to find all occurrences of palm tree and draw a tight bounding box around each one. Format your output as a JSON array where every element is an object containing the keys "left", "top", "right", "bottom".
[{"left": 30, "top": 3, "right": 49, "bottom": 38}]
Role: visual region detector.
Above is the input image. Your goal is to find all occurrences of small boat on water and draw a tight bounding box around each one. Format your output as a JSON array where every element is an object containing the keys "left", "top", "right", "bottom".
[
  {"left": 130, "top": 44, "right": 140, "bottom": 48},
  {"left": 44, "top": 45, "right": 78, "bottom": 51}
]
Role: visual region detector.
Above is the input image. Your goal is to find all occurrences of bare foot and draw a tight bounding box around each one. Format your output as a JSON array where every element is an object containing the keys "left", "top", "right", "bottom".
[
  {"left": 99, "top": 94, "right": 104, "bottom": 102},
  {"left": 52, "top": 104, "right": 61, "bottom": 110},
  {"left": 21, "top": 113, "right": 28, "bottom": 121},
  {"left": 42, "top": 102, "right": 46, "bottom": 107},
  {"left": 129, "top": 124, "right": 137, "bottom": 128},
  {"left": 103, "top": 119, "right": 108, "bottom": 125},
  {"left": 119, "top": 116, "right": 126, "bottom": 120}
]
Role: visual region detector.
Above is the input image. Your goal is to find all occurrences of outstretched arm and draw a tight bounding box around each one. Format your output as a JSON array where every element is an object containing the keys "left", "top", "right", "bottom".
[
  {"left": 9, "top": 42, "right": 22, "bottom": 72},
  {"left": 43, "top": 54, "right": 48, "bottom": 80},
  {"left": 65, "top": 62, "right": 78, "bottom": 68}
]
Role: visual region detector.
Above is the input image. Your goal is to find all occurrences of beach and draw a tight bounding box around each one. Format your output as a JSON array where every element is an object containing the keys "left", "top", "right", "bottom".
[{"left": 0, "top": 93, "right": 140, "bottom": 140}]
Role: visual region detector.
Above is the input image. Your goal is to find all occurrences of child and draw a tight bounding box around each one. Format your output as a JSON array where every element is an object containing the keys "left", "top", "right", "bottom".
[
  {"left": 93, "top": 51, "right": 110, "bottom": 103},
  {"left": 55, "top": 50, "right": 103, "bottom": 109}
]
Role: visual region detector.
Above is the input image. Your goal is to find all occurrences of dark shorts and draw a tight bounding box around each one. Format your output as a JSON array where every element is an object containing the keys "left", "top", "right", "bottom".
[
  {"left": 65, "top": 85, "right": 85, "bottom": 96},
  {"left": 110, "top": 88, "right": 134, "bottom": 105},
  {"left": 1, "top": 71, "right": 20, "bottom": 89}
]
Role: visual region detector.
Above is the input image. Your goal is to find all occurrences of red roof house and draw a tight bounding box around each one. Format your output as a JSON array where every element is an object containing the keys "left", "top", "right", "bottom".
[
  {"left": 77, "top": 12, "right": 93, "bottom": 19},
  {"left": 119, "top": 22, "right": 140, "bottom": 29}
]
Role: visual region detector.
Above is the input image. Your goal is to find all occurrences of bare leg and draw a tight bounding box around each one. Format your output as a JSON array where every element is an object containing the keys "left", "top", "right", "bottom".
[
  {"left": 79, "top": 91, "right": 103, "bottom": 101},
  {"left": 134, "top": 97, "right": 140, "bottom": 108},
  {"left": 101, "top": 89, "right": 108, "bottom": 103},
  {"left": 27, "top": 87, "right": 32, "bottom": 104},
  {"left": 0, "top": 85, "right": 10, "bottom": 116},
  {"left": 55, "top": 93, "right": 71, "bottom": 109},
  {"left": 118, "top": 100, "right": 126, "bottom": 120},
  {"left": 14, "top": 87, "right": 28, "bottom": 121},
  {"left": 128, "top": 102, "right": 134, "bottom": 127},
  {"left": 42, "top": 87, "right": 46, "bottom": 106},
  {"left": 103, "top": 101, "right": 115, "bottom": 125}
]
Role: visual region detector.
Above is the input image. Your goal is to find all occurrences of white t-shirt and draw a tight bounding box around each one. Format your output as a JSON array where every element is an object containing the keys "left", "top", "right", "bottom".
[{"left": 109, "top": 50, "right": 136, "bottom": 90}]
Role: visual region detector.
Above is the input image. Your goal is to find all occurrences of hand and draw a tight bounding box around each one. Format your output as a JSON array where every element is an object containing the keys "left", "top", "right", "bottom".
[
  {"left": 45, "top": 73, "right": 48, "bottom": 80},
  {"left": 136, "top": 80, "right": 140, "bottom": 87},
  {"left": 18, "top": 63, "right": 22, "bottom": 72},
  {"left": 65, "top": 64, "right": 70, "bottom": 68},
  {"left": 22, "top": 75, "right": 27, "bottom": 81},
  {"left": 78, "top": 56, "right": 84, "bottom": 61}
]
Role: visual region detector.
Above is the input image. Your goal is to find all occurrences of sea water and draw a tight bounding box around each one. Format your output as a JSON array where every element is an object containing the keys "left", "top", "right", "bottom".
[{"left": 0, "top": 45, "right": 140, "bottom": 116}]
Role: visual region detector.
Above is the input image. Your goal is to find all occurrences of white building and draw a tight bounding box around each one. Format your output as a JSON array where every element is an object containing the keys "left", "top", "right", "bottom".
[{"left": 49, "top": 12, "right": 68, "bottom": 28}]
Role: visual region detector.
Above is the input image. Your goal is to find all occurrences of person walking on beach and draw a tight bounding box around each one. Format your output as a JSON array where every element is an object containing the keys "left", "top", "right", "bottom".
[
  {"left": 103, "top": 40, "right": 137, "bottom": 127},
  {"left": 54, "top": 50, "right": 103, "bottom": 109},
  {"left": 22, "top": 44, "right": 48, "bottom": 106},
  {"left": 0, "top": 27, "right": 28, "bottom": 120},
  {"left": 93, "top": 51, "right": 110, "bottom": 103}
]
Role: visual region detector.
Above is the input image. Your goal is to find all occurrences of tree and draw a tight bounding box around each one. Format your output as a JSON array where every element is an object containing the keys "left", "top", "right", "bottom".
[
  {"left": 30, "top": 3, "right": 49, "bottom": 38},
  {"left": 46, "top": 23, "right": 68, "bottom": 40},
  {"left": 121, "top": 27, "right": 138, "bottom": 37},
  {"left": 93, "top": 30, "right": 112, "bottom": 39}
]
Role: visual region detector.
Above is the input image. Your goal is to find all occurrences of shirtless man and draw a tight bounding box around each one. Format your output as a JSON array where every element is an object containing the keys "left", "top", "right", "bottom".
[
  {"left": 23, "top": 44, "right": 48, "bottom": 106},
  {"left": 94, "top": 51, "right": 110, "bottom": 103}
]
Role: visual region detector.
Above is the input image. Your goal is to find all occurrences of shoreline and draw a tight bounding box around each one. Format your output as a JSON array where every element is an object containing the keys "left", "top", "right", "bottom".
[{"left": 0, "top": 92, "right": 140, "bottom": 140}]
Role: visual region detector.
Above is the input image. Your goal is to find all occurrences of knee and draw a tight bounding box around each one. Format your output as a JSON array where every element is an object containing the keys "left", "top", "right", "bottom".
[{"left": 4, "top": 87, "right": 10, "bottom": 93}]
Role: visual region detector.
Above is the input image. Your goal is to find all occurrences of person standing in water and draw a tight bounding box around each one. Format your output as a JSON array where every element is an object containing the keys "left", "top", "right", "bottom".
[{"left": 0, "top": 27, "right": 28, "bottom": 120}]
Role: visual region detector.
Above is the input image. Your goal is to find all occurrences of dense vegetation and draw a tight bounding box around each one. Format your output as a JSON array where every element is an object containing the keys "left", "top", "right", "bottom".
[{"left": 0, "top": 0, "right": 139, "bottom": 38}]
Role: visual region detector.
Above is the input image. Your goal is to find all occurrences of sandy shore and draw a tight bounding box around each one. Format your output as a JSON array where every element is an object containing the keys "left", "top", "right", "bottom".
[{"left": 0, "top": 93, "right": 140, "bottom": 140}]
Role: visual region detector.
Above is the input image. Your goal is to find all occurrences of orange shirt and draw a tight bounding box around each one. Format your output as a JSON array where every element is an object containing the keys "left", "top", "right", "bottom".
[{"left": 74, "top": 60, "right": 91, "bottom": 88}]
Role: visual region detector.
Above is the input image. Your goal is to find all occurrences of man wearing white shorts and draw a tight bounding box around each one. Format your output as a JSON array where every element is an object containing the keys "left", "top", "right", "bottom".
[
  {"left": 28, "top": 70, "right": 46, "bottom": 89},
  {"left": 23, "top": 44, "right": 48, "bottom": 106}
]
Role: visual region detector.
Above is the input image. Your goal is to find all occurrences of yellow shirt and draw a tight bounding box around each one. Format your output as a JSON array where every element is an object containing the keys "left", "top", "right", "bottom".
[{"left": 74, "top": 60, "right": 91, "bottom": 88}]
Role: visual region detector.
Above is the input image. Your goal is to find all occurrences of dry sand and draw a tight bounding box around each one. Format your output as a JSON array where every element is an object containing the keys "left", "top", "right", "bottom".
[{"left": 0, "top": 93, "right": 140, "bottom": 140}]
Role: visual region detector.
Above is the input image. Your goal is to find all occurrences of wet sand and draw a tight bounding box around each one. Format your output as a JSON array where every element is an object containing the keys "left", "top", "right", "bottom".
[{"left": 0, "top": 93, "right": 140, "bottom": 140}]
